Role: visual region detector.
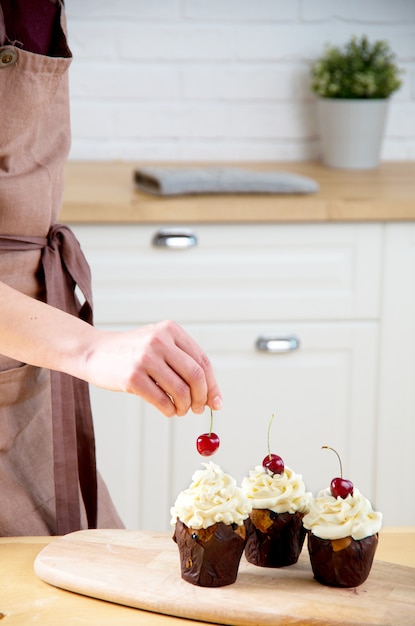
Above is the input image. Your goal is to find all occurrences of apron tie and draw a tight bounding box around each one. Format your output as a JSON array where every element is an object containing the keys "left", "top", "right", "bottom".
[{"left": 0, "top": 225, "right": 98, "bottom": 534}]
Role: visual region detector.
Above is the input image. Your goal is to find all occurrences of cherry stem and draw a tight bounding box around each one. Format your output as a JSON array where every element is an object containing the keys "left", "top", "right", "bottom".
[
  {"left": 209, "top": 408, "right": 213, "bottom": 436},
  {"left": 267, "top": 413, "right": 275, "bottom": 459},
  {"left": 322, "top": 445, "right": 343, "bottom": 478}
]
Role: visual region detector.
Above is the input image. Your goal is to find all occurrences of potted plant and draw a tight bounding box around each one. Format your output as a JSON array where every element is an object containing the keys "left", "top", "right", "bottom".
[{"left": 310, "top": 35, "right": 403, "bottom": 169}]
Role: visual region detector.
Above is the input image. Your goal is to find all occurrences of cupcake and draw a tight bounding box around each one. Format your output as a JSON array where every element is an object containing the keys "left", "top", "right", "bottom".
[
  {"left": 303, "top": 486, "right": 382, "bottom": 587},
  {"left": 242, "top": 464, "right": 312, "bottom": 567},
  {"left": 170, "top": 462, "right": 252, "bottom": 587}
]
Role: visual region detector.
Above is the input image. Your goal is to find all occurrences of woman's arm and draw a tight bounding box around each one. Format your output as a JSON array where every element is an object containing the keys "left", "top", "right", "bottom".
[{"left": 0, "top": 280, "right": 222, "bottom": 417}]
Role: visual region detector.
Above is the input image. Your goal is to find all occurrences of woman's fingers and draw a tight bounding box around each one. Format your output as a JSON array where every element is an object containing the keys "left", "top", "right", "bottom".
[
  {"left": 171, "top": 329, "right": 222, "bottom": 414},
  {"left": 125, "top": 321, "right": 222, "bottom": 416},
  {"left": 150, "top": 351, "right": 206, "bottom": 416},
  {"left": 127, "top": 371, "right": 177, "bottom": 417}
]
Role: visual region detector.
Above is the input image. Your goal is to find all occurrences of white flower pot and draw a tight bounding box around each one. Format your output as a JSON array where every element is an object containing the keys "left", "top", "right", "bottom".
[{"left": 317, "top": 98, "right": 390, "bottom": 169}]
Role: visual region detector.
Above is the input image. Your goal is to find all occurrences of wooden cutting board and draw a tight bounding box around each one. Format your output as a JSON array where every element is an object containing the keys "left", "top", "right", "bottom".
[{"left": 34, "top": 529, "right": 415, "bottom": 626}]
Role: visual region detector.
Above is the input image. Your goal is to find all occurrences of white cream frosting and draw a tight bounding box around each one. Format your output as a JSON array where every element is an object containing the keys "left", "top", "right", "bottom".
[
  {"left": 241, "top": 465, "right": 312, "bottom": 514},
  {"left": 302, "top": 487, "right": 383, "bottom": 540},
  {"left": 170, "top": 462, "right": 252, "bottom": 530}
]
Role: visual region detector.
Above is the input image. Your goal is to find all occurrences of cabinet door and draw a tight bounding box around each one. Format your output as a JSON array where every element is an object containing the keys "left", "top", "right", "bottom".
[
  {"left": 377, "top": 224, "right": 415, "bottom": 525},
  {"left": 91, "top": 321, "right": 379, "bottom": 531}
]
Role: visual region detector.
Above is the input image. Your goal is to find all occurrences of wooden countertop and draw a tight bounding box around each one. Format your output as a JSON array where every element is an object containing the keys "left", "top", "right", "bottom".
[
  {"left": 60, "top": 161, "right": 415, "bottom": 224},
  {"left": 1, "top": 527, "right": 414, "bottom": 625}
]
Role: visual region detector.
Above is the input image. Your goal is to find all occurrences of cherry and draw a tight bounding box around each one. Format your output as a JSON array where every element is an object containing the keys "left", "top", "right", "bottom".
[
  {"left": 263, "top": 453, "right": 285, "bottom": 475},
  {"left": 322, "top": 446, "right": 354, "bottom": 499},
  {"left": 196, "top": 432, "right": 220, "bottom": 456},
  {"left": 330, "top": 476, "right": 354, "bottom": 499},
  {"left": 262, "top": 414, "right": 285, "bottom": 475},
  {"left": 196, "top": 408, "right": 220, "bottom": 456}
]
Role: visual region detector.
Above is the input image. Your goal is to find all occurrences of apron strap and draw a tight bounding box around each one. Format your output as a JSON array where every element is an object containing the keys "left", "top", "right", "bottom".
[{"left": 0, "top": 225, "right": 98, "bottom": 534}]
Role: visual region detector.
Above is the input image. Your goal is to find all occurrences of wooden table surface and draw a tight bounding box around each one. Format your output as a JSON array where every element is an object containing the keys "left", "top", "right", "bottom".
[
  {"left": 0, "top": 527, "right": 414, "bottom": 625},
  {"left": 60, "top": 161, "right": 415, "bottom": 224}
]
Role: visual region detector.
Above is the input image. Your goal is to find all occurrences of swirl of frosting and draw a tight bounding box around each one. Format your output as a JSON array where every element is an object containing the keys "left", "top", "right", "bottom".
[
  {"left": 170, "top": 462, "right": 252, "bottom": 530},
  {"left": 241, "top": 465, "right": 312, "bottom": 514},
  {"left": 302, "top": 487, "right": 382, "bottom": 540}
]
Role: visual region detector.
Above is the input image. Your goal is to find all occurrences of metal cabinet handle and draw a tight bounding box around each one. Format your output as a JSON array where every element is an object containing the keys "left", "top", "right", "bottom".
[
  {"left": 152, "top": 228, "right": 198, "bottom": 249},
  {"left": 255, "top": 335, "right": 300, "bottom": 354}
]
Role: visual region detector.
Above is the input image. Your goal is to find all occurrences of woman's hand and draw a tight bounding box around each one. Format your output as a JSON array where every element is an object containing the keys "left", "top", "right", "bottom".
[{"left": 82, "top": 320, "right": 222, "bottom": 417}]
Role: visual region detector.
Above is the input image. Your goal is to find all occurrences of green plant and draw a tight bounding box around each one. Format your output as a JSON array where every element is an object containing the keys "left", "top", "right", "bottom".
[{"left": 311, "top": 35, "right": 403, "bottom": 99}]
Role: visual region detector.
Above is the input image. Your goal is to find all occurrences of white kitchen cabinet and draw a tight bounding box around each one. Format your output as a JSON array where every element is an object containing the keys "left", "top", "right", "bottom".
[
  {"left": 90, "top": 321, "right": 379, "bottom": 531},
  {"left": 71, "top": 222, "right": 394, "bottom": 530}
]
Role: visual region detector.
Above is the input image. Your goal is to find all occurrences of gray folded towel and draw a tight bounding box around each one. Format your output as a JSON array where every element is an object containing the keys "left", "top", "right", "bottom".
[{"left": 134, "top": 166, "right": 319, "bottom": 196}]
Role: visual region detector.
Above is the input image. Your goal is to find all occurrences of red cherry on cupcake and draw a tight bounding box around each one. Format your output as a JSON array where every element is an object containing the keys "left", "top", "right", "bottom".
[
  {"left": 263, "top": 453, "right": 285, "bottom": 475},
  {"left": 196, "top": 408, "right": 220, "bottom": 456},
  {"left": 330, "top": 476, "right": 354, "bottom": 499},
  {"left": 262, "top": 414, "right": 284, "bottom": 475},
  {"left": 322, "top": 445, "right": 354, "bottom": 499}
]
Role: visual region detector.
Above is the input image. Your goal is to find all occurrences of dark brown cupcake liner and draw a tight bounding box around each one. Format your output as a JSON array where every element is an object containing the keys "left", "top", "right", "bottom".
[
  {"left": 307, "top": 531, "right": 379, "bottom": 587},
  {"left": 244, "top": 509, "right": 306, "bottom": 568},
  {"left": 173, "top": 519, "right": 248, "bottom": 587}
]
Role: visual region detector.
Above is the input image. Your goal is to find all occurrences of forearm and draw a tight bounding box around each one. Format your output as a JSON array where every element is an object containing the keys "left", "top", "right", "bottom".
[
  {"left": 0, "top": 280, "right": 222, "bottom": 417},
  {"left": 0, "top": 280, "right": 96, "bottom": 379}
]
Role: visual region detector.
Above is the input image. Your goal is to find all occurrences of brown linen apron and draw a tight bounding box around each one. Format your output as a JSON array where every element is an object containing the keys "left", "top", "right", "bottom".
[{"left": 0, "top": 2, "right": 124, "bottom": 535}]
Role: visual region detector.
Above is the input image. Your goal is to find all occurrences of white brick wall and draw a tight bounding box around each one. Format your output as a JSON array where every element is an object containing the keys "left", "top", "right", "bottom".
[{"left": 65, "top": 0, "right": 415, "bottom": 162}]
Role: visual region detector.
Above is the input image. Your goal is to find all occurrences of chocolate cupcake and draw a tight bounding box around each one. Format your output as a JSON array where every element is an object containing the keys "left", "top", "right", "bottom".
[
  {"left": 170, "top": 462, "right": 251, "bottom": 587},
  {"left": 242, "top": 465, "right": 311, "bottom": 567},
  {"left": 303, "top": 486, "right": 382, "bottom": 587}
]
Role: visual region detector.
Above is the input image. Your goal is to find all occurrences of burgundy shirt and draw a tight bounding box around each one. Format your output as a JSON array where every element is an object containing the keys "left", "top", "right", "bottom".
[{"left": 1, "top": 0, "right": 64, "bottom": 56}]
